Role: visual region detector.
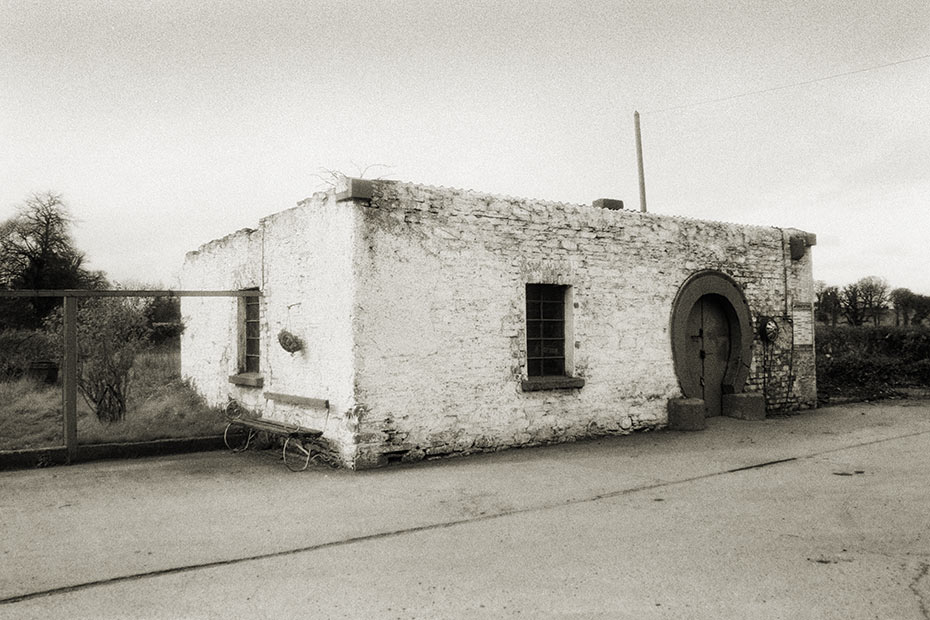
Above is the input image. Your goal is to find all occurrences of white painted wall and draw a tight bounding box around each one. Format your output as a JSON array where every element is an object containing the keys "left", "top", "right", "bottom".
[
  {"left": 181, "top": 180, "right": 816, "bottom": 468},
  {"left": 180, "top": 191, "right": 360, "bottom": 464},
  {"left": 349, "top": 182, "right": 816, "bottom": 466}
]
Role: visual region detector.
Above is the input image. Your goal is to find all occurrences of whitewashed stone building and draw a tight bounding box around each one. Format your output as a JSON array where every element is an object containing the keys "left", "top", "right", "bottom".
[{"left": 180, "top": 178, "right": 816, "bottom": 468}]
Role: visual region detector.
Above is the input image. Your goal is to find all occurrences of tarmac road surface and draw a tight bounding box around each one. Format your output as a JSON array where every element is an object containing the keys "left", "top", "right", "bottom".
[{"left": 2, "top": 399, "right": 930, "bottom": 619}]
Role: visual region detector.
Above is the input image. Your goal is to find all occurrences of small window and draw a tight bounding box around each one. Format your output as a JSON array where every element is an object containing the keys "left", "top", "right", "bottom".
[
  {"left": 240, "top": 290, "right": 260, "bottom": 374},
  {"left": 526, "top": 284, "right": 566, "bottom": 377},
  {"left": 523, "top": 284, "right": 584, "bottom": 391}
]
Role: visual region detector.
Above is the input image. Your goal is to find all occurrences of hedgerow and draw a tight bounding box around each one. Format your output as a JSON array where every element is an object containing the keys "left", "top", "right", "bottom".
[{"left": 816, "top": 325, "right": 930, "bottom": 401}]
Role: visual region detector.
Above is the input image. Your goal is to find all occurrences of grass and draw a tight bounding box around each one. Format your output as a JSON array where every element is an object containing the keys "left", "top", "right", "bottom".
[
  {"left": 0, "top": 378, "right": 64, "bottom": 450},
  {"left": 0, "top": 345, "right": 227, "bottom": 451}
]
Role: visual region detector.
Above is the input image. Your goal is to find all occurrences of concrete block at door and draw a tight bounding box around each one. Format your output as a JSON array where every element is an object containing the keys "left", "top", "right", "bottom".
[
  {"left": 723, "top": 393, "right": 766, "bottom": 421},
  {"left": 667, "top": 398, "right": 706, "bottom": 431}
]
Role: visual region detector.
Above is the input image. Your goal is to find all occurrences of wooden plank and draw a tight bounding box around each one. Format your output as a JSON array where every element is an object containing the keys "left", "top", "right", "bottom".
[
  {"left": 0, "top": 289, "right": 262, "bottom": 298},
  {"left": 229, "top": 417, "right": 322, "bottom": 437},
  {"left": 62, "top": 296, "right": 78, "bottom": 464},
  {"left": 263, "top": 392, "right": 330, "bottom": 410}
]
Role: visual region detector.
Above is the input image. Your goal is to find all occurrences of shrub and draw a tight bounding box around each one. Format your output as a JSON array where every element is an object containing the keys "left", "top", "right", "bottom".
[
  {"left": 0, "top": 328, "right": 55, "bottom": 379},
  {"left": 903, "top": 359, "right": 930, "bottom": 385},
  {"left": 46, "top": 298, "right": 151, "bottom": 424},
  {"left": 142, "top": 296, "right": 184, "bottom": 346},
  {"left": 816, "top": 325, "right": 930, "bottom": 400}
]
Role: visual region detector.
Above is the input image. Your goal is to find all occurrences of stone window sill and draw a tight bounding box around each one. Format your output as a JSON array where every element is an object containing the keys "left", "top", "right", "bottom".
[
  {"left": 228, "top": 373, "right": 264, "bottom": 388},
  {"left": 521, "top": 376, "right": 585, "bottom": 392}
]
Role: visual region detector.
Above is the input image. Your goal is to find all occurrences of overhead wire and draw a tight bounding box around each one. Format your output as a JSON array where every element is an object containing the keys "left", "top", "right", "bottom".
[{"left": 642, "top": 52, "right": 930, "bottom": 115}]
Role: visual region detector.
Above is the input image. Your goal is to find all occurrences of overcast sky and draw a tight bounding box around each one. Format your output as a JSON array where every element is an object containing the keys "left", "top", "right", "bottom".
[{"left": 2, "top": 1, "right": 928, "bottom": 293}]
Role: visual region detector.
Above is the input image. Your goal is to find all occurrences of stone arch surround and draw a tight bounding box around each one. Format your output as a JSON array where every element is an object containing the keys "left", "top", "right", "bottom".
[{"left": 670, "top": 270, "right": 754, "bottom": 399}]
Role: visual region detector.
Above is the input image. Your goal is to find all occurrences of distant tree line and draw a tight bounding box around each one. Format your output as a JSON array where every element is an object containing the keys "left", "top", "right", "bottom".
[{"left": 816, "top": 276, "right": 930, "bottom": 327}]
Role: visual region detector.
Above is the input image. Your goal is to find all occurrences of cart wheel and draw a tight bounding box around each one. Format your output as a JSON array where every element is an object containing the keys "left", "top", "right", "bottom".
[
  {"left": 224, "top": 399, "right": 243, "bottom": 422},
  {"left": 283, "top": 436, "right": 312, "bottom": 472},
  {"left": 224, "top": 424, "right": 254, "bottom": 453}
]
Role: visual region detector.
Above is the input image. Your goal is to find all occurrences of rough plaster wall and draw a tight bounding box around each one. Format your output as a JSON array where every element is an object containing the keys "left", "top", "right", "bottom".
[
  {"left": 179, "top": 192, "right": 360, "bottom": 465},
  {"left": 180, "top": 228, "right": 263, "bottom": 410},
  {"left": 181, "top": 180, "right": 815, "bottom": 469},
  {"left": 785, "top": 228, "right": 817, "bottom": 408},
  {"left": 258, "top": 192, "right": 359, "bottom": 464},
  {"left": 351, "top": 181, "right": 816, "bottom": 466}
]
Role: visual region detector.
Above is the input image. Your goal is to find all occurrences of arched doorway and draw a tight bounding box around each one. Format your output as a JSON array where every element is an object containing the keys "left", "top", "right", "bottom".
[{"left": 671, "top": 271, "right": 753, "bottom": 417}]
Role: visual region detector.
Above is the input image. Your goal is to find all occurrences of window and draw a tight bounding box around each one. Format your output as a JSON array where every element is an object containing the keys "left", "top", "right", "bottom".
[
  {"left": 523, "top": 284, "right": 585, "bottom": 391},
  {"left": 229, "top": 289, "right": 262, "bottom": 387},
  {"left": 526, "top": 284, "right": 566, "bottom": 376},
  {"left": 243, "top": 293, "right": 260, "bottom": 373}
]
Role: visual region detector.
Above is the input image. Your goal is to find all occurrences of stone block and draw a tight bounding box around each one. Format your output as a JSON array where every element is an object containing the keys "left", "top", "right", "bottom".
[
  {"left": 723, "top": 393, "right": 766, "bottom": 420},
  {"left": 667, "top": 398, "right": 706, "bottom": 431},
  {"left": 592, "top": 198, "right": 625, "bottom": 211},
  {"left": 336, "top": 177, "right": 373, "bottom": 203}
]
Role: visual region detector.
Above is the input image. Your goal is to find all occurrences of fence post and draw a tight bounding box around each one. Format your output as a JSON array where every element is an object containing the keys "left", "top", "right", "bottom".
[{"left": 62, "top": 295, "right": 78, "bottom": 463}]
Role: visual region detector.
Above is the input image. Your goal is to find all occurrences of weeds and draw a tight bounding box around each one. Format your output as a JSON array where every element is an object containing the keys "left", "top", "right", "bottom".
[
  {"left": 0, "top": 344, "right": 226, "bottom": 451},
  {"left": 0, "top": 377, "right": 62, "bottom": 450}
]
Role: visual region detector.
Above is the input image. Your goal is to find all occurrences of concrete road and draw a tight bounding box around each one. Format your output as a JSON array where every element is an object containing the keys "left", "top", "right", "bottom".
[{"left": 2, "top": 399, "right": 930, "bottom": 619}]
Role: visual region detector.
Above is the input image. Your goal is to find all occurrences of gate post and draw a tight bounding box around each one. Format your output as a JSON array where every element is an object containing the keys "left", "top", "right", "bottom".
[{"left": 62, "top": 295, "right": 78, "bottom": 463}]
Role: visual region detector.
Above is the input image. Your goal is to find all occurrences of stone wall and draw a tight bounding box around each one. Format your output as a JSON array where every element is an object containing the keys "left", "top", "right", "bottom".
[
  {"left": 258, "top": 196, "right": 360, "bottom": 463},
  {"left": 181, "top": 178, "right": 816, "bottom": 469},
  {"left": 350, "top": 181, "right": 816, "bottom": 467},
  {"left": 180, "top": 192, "right": 361, "bottom": 465},
  {"left": 180, "top": 227, "right": 263, "bottom": 410}
]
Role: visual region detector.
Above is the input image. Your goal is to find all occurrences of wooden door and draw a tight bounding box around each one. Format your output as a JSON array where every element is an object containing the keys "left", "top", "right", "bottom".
[{"left": 685, "top": 295, "right": 733, "bottom": 416}]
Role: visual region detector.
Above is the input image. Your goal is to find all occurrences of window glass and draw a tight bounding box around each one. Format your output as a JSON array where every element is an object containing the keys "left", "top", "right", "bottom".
[
  {"left": 526, "top": 284, "right": 567, "bottom": 377},
  {"left": 242, "top": 291, "right": 260, "bottom": 374}
]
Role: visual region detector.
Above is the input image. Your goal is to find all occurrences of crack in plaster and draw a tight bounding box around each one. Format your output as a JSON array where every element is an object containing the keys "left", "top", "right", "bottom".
[{"left": 910, "top": 562, "right": 930, "bottom": 620}]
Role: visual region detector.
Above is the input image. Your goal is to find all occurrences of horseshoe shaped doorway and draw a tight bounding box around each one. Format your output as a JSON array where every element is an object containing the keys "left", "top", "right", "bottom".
[{"left": 671, "top": 271, "right": 754, "bottom": 417}]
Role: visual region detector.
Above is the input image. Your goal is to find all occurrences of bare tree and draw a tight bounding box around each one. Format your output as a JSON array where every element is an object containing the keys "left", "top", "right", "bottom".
[
  {"left": 912, "top": 295, "right": 930, "bottom": 326},
  {"left": 891, "top": 288, "right": 916, "bottom": 326},
  {"left": 0, "top": 192, "right": 105, "bottom": 327},
  {"left": 840, "top": 276, "right": 890, "bottom": 327},
  {"left": 858, "top": 276, "right": 890, "bottom": 326},
  {"left": 840, "top": 281, "right": 867, "bottom": 326},
  {"left": 815, "top": 280, "right": 841, "bottom": 326}
]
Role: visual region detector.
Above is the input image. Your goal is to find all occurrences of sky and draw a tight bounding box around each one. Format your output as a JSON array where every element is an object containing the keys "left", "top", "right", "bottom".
[{"left": 1, "top": 0, "right": 929, "bottom": 293}]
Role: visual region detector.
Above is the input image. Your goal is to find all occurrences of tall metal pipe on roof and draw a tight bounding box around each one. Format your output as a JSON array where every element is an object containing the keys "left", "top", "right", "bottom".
[{"left": 635, "top": 110, "right": 647, "bottom": 213}]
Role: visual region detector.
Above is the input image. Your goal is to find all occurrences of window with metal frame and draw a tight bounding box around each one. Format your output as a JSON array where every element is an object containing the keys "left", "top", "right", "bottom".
[
  {"left": 242, "top": 291, "right": 260, "bottom": 374},
  {"left": 526, "top": 284, "right": 567, "bottom": 377}
]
